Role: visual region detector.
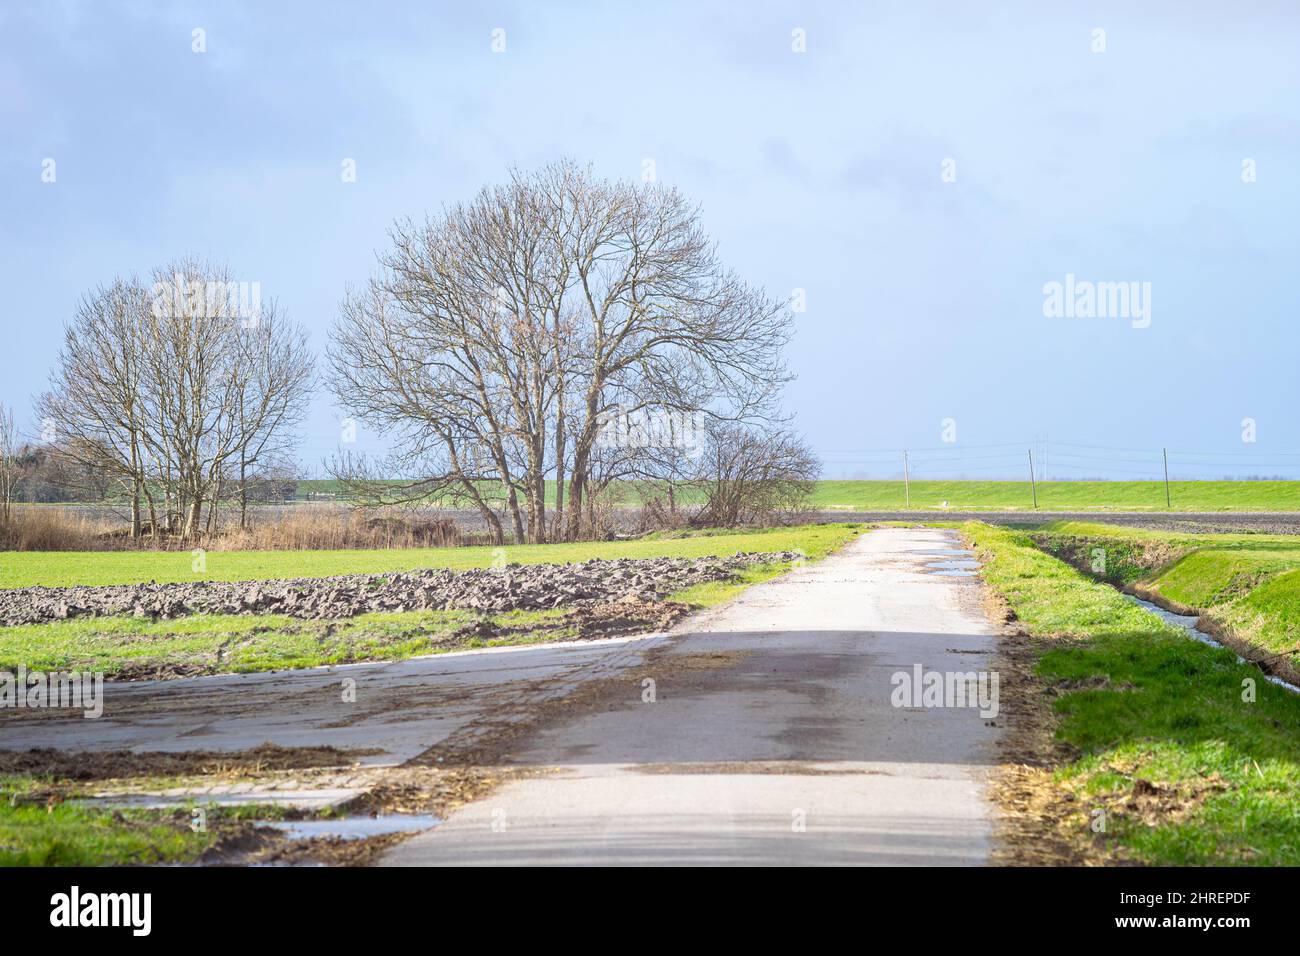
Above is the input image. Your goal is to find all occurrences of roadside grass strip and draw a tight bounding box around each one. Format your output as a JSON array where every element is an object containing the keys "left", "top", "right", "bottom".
[
  {"left": 0, "top": 773, "right": 316, "bottom": 867},
  {"left": 968, "top": 522, "right": 1300, "bottom": 865},
  {"left": 0, "top": 798, "right": 212, "bottom": 867},
  {"left": 1032, "top": 521, "right": 1300, "bottom": 678}
]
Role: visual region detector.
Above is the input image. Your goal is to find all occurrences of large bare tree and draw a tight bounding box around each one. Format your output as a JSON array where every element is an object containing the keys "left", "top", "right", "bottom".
[{"left": 329, "top": 160, "right": 793, "bottom": 543}]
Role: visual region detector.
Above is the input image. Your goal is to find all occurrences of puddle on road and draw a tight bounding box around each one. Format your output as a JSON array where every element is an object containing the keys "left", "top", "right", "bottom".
[
  {"left": 262, "top": 814, "right": 441, "bottom": 841},
  {"left": 924, "top": 553, "right": 981, "bottom": 577},
  {"left": 926, "top": 559, "right": 979, "bottom": 570},
  {"left": 1123, "top": 594, "right": 1300, "bottom": 695},
  {"left": 908, "top": 540, "right": 983, "bottom": 577}
]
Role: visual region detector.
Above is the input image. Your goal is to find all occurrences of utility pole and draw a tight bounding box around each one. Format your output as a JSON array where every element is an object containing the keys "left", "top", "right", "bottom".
[
  {"left": 1163, "top": 448, "right": 1171, "bottom": 509},
  {"left": 903, "top": 450, "right": 910, "bottom": 508},
  {"left": 1028, "top": 449, "right": 1038, "bottom": 509}
]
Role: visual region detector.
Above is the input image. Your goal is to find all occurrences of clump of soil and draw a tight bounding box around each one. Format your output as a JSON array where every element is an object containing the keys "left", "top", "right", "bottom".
[
  {"left": 196, "top": 822, "right": 421, "bottom": 868},
  {"left": 562, "top": 596, "right": 695, "bottom": 638},
  {"left": 251, "top": 831, "right": 415, "bottom": 868},
  {"left": 0, "top": 552, "right": 798, "bottom": 626},
  {"left": 338, "top": 765, "right": 505, "bottom": 817},
  {"left": 107, "top": 660, "right": 219, "bottom": 682},
  {"left": 448, "top": 596, "right": 692, "bottom": 647}
]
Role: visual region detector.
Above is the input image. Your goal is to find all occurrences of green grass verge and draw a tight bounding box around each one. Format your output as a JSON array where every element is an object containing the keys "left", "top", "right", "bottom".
[
  {"left": 0, "top": 523, "right": 857, "bottom": 589},
  {"left": 1032, "top": 521, "right": 1300, "bottom": 675},
  {"left": 0, "top": 608, "right": 566, "bottom": 676},
  {"left": 0, "top": 794, "right": 215, "bottom": 866},
  {"left": 969, "top": 521, "right": 1300, "bottom": 865},
  {"left": 0, "top": 525, "right": 862, "bottom": 676},
  {"left": 0, "top": 782, "right": 305, "bottom": 867}
]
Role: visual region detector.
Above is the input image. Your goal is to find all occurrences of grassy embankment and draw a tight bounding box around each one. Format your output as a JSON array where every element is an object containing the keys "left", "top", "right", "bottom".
[
  {"left": 1032, "top": 521, "right": 1300, "bottom": 680},
  {"left": 969, "top": 521, "right": 1300, "bottom": 865},
  {"left": 0, "top": 524, "right": 860, "bottom": 677},
  {"left": 293, "top": 478, "right": 1300, "bottom": 512},
  {"left": 812, "top": 479, "right": 1300, "bottom": 512}
]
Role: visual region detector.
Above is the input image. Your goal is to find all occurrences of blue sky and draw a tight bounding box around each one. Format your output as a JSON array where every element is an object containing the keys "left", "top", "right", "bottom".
[{"left": 2, "top": 1, "right": 1297, "bottom": 480}]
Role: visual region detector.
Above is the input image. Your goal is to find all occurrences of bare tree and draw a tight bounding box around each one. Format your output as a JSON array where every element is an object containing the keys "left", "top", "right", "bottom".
[
  {"left": 37, "top": 278, "right": 154, "bottom": 537},
  {"left": 692, "top": 424, "right": 819, "bottom": 527},
  {"left": 39, "top": 261, "right": 315, "bottom": 541},
  {"left": 230, "top": 307, "right": 315, "bottom": 528},
  {"left": 329, "top": 160, "right": 794, "bottom": 543}
]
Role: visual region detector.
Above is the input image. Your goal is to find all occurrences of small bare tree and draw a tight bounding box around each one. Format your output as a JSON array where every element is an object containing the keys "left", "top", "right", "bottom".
[{"left": 692, "top": 424, "right": 819, "bottom": 527}]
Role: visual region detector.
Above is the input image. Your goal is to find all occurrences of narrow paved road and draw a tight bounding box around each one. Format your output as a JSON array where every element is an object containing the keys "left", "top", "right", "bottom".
[{"left": 383, "top": 527, "right": 1001, "bottom": 866}]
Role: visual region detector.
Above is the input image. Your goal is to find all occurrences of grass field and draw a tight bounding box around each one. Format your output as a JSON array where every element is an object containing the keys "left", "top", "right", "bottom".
[
  {"left": 811, "top": 479, "right": 1300, "bottom": 511},
  {"left": 969, "top": 522, "right": 1300, "bottom": 865},
  {"left": 0, "top": 525, "right": 861, "bottom": 677},
  {"left": 292, "top": 478, "right": 1300, "bottom": 512},
  {"left": 1032, "top": 521, "right": 1300, "bottom": 677},
  {"left": 0, "top": 524, "right": 857, "bottom": 590}
]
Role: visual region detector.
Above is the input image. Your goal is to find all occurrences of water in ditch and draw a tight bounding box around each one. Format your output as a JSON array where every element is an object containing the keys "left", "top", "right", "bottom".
[{"left": 1123, "top": 593, "right": 1300, "bottom": 695}]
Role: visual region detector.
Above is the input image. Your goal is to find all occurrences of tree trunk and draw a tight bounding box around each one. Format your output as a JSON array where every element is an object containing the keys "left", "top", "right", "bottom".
[
  {"left": 239, "top": 457, "right": 249, "bottom": 530},
  {"left": 504, "top": 484, "right": 525, "bottom": 544},
  {"left": 130, "top": 479, "right": 141, "bottom": 541},
  {"left": 552, "top": 407, "right": 567, "bottom": 540}
]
